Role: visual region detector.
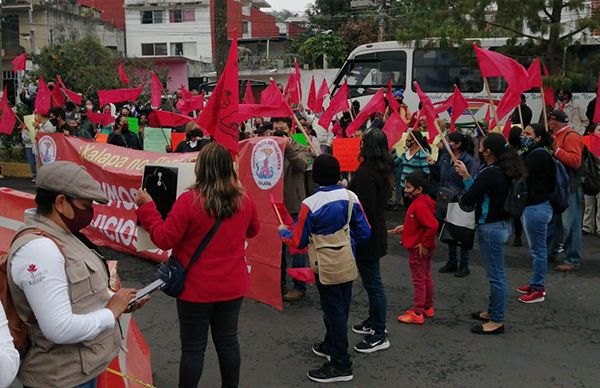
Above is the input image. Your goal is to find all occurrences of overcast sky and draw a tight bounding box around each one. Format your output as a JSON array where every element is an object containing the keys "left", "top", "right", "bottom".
[{"left": 267, "top": 0, "right": 313, "bottom": 13}]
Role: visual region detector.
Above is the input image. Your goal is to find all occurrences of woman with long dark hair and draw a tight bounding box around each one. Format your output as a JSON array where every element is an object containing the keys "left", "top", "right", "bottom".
[
  {"left": 516, "top": 124, "right": 555, "bottom": 303},
  {"left": 136, "top": 143, "right": 260, "bottom": 387},
  {"left": 455, "top": 132, "right": 526, "bottom": 334},
  {"left": 348, "top": 128, "right": 393, "bottom": 353}
]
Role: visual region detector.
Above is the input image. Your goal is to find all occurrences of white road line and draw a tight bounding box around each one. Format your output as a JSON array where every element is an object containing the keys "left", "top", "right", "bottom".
[{"left": 0, "top": 216, "right": 23, "bottom": 231}]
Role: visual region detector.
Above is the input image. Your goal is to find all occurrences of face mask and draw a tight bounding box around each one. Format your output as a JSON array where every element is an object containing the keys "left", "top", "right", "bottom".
[
  {"left": 557, "top": 95, "right": 564, "bottom": 102},
  {"left": 520, "top": 135, "right": 534, "bottom": 149},
  {"left": 58, "top": 197, "right": 95, "bottom": 233},
  {"left": 49, "top": 118, "right": 58, "bottom": 126}
]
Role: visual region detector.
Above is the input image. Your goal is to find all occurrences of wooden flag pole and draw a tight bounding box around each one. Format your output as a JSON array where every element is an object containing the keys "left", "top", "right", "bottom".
[
  {"left": 407, "top": 129, "right": 430, "bottom": 157},
  {"left": 292, "top": 113, "right": 322, "bottom": 156},
  {"left": 433, "top": 119, "right": 458, "bottom": 164},
  {"left": 483, "top": 78, "right": 500, "bottom": 127},
  {"left": 540, "top": 87, "right": 549, "bottom": 132},
  {"left": 467, "top": 109, "right": 485, "bottom": 137},
  {"left": 517, "top": 104, "right": 525, "bottom": 128}
]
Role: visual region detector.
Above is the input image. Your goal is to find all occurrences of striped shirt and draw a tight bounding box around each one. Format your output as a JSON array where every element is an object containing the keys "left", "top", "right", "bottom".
[{"left": 399, "top": 149, "right": 430, "bottom": 187}]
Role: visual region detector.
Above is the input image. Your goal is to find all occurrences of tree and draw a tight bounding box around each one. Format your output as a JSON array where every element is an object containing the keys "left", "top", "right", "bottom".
[
  {"left": 306, "top": 0, "right": 353, "bottom": 32},
  {"left": 338, "top": 17, "right": 381, "bottom": 49},
  {"left": 299, "top": 34, "right": 347, "bottom": 69}
]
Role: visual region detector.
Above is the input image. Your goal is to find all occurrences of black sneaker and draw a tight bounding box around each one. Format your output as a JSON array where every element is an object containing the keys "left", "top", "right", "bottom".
[
  {"left": 351, "top": 320, "right": 374, "bottom": 335},
  {"left": 312, "top": 341, "right": 331, "bottom": 361},
  {"left": 307, "top": 362, "right": 353, "bottom": 383},
  {"left": 439, "top": 263, "right": 457, "bottom": 273},
  {"left": 354, "top": 333, "right": 390, "bottom": 354},
  {"left": 454, "top": 267, "right": 470, "bottom": 277}
]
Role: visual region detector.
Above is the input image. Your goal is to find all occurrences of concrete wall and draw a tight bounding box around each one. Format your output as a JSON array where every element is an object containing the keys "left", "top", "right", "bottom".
[{"left": 125, "top": 4, "right": 213, "bottom": 61}]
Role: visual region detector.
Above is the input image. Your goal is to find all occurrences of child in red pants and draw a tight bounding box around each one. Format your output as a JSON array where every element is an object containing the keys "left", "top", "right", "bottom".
[{"left": 391, "top": 171, "right": 439, "bottom": 324}]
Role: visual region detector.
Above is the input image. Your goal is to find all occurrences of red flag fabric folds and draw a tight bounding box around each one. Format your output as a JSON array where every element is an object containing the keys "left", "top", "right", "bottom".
[
  {"left": 386, "top": 79, "right": 400, "bottom": 112},
  {"left": 176, "top": 94, "right": 204, "bottom": 115},
  {"left": 243, "top": 80, "right": 255, "bottom": 105},
  {"left": 98, "top": 87, "right": 142, "bottom": 108},
  {"left": 284, "top": 73, "right": 300, "bottom": 105},
  {"left": 345, "top": 89, "right": 386, "bottom": 137},
  {"left": 315, "top": 79, "right": 329, "bottom": 114},
  {"left": 118, "top": 63, "right": 130, "bottom": 84},
  {"left": 414, "top": 81, "right": 439, "bottom": 143},
  {"left": 449, "top": 85, "right": 469, "bottom": 132},
  {"left": 318, "top": 81, "right": 350, "bottom": 129},
  {"left": 261, "top": 81, "right": 283, "bottom": 107},
  {"left": 87, "top": 110, "right": 116, "bottom": 127},
  {"left": 286, "top": 268, "right": 315, "bottom": 283},
  {"left": 150, "top": 72, "right": 163, "bottom": 108},
  {"left": 51, "top": 84, "right": 65, "bottom": 108},
  {"left": 527, "top": 58, "right": 542, "bottom": 89},
  {"left": 496, "top": 87, "right": 522, "bottom": 122},
  {"left": 0, "top": 87, "right": 17, "bottom": 135},
  {"left": 541, "top": 63, "right": 555, "bottom": 108},
  {"left": 149, "top": 110, "right": 193, "bottom": 128},
  {"left": 474, "top": 44, "right": 529, "bottom": 93},
  {"left": 35, "top": 78, "right": 52, "bottom": 116},
  {"left": 194, "top": 35, "right": 239, "bottom": 153},
  {"left": 382, "top": 110, "right": 407, "bottom": 150},
  {"left": 307, "top": 77, "right": 319, "bottom": 113},
  {"left": 502, "top": 119, "right": 512, "bottom": 138},
  {"left": 12, "top": 54, "right": 26, "bottom": 72}
]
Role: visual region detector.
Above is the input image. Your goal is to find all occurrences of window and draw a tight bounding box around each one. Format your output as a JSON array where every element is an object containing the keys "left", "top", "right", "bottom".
[
  {"left": 169, "top": 9, "right": 195, "bottom": 23},
  {"left": 412, "top": 49, "right": 482, "bottom": 93},
  {"left": 141, "top": 43, "right": 167, "bottom": 56},
  {"left": 242, "top": 21, "right": 251, "bottom": 37},
  {"left": 141, "top": 10, "right": 163, "bottom": 24},
  {"left": 170, "top": 42, "right": 197, "bottom": 57},
  {"left": 335, "top": 50, "right": 407, "bottom": 98}
]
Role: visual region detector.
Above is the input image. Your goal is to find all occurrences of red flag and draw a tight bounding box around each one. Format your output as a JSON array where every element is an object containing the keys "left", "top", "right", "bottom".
[
  {"left": 12, "top": 54, "right": 26, "bottom": 72},
  {"left": 382, "top": 110, "right": 407, "bottom": 150},
  {"left": 449, "top": 85, "right": 469, "bottom": 132},
  {"left": 496, "top": 87, "right": 522, "bottom": 122},
  {"left": 485, "top": 104, "right": 491, "bottom": 124},
  {"left": 307, "top": 77, "right": 319, "bottom": 113},
  {"left": 527, "top": 58, "right": 542, "bottom": 89},
  {"left": 51, "top": 83, "right": 65, "bottom": 108},
  {"left": 35, "top": 77, "right": 52, "bottom": 116},
  {"left": 0, "top": 88, "right": 17, "bottom": 135},
  {"left": 315, "top": 79, "right": 329, "bottom": 114},
  {"left": 270, "top": 193, "right": 308, "bottom": 255},
  {"left": 242, "top": 80, "right": 294, "bottom": 120},
  {"left": 97, "top": 87, "right": 142, "bottom": 107},
  {"left": 318, "top": 81, "right": 350, "bottom": 129},
  {"left": 594, "top": 74, "right": 600, "bottom": 125},
  {"left": 194, "top": 35, "right": 239, "bottom": 153},
  {"left": 118, "top": 63, "right": 130, "bottom": 84},
  {"left": 149, "top": 110, "right": 194, "bottom": 128},
  {"left": 345, "top": 89, "right": 386, "bottom": 137},
  {"left": 474, "top": 44, "right": 529, "bottom": 93},
  {"left": 541, "top": 63, "right": 555, "bottom": 108},
  {"left": 284, "top": 73, "right": 300, "bottom": 105},
  {"left": 87, "top": 110, "right": 116, "bottom": 127},
  {"left": 287, "top": 268, "right": 315, "bottom": 283},
  {"left": 55, "top": 76, "right": 83, "bottom": 105},
  {"left": 332, "top": 120, "right": 343, "bottom": 137},
  {"left": 386, "top": 79, "right": 400, "bottom": 112},
  {"left": 243, "top": 80, "right": 255, "bottom": 105},
  {"left": 150, "top": 72, "right": 163, "bottom": 108},
  {"left": 413, "top": 81, "right": 439, "bottom": 143},
  {"left": 261, "top": 80, "right": 283, "bottom": 106},
  {"left": 180, "top": 86, "right": 193, "bottom": 100},
  {"left": 502, "top": 119, "right": 512, "bottom": 138},
  {"left": 177, "top": 93, "right": 204, "bottom": 115}
]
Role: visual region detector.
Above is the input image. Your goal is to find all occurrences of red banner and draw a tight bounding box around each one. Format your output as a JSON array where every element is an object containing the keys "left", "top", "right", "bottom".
[{"left": 36, "top": 134, "right": 286, "bottom": 310}]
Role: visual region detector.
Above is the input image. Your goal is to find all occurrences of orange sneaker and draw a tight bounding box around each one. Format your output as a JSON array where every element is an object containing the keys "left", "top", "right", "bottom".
[
  {"left": 424, "top": 307, "right": 435, "bottom": 318},
  {"left": 397, "top": 310, "right": 425, "bottom": 324}
]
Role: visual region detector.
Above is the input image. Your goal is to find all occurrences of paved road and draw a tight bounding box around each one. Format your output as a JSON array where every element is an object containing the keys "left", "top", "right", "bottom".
[{"left": 2, "top": 177, "right": 600, "bottom": 387}]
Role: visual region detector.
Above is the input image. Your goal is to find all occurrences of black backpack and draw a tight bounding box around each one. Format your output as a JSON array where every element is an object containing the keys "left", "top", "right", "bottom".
[
  {"left": 581, "top": 146, "right": 600, "bottom": 196},
  {"left": 503, "top": 177, "right": 528, "bottom": 219}
]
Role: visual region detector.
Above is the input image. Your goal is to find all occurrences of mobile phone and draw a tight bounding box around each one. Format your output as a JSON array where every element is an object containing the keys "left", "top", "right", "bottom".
[{"left": 128, "top": 279, "right": 165, "bottom": 306}]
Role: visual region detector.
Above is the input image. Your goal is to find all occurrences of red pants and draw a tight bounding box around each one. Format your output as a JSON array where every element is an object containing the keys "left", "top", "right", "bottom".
[{"left": 407, "top": 248, "right": 434, "bottom": 314}]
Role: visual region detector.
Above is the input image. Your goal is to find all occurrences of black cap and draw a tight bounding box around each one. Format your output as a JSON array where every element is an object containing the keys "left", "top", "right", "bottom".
[
  {"left": 189, "top": 129, "right": 203, "bottom": 138},
  {"left": 548, "top": 110, "right": 569, "bottom": 123},
  {"left": 312, "top": 155, "right": 341, "bottom": 186}
]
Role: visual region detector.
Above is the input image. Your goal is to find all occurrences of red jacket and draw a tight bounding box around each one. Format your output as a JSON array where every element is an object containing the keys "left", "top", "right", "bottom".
[
  {"left": 136, "top": 190, "right": 260, "bottom": 303},
  {"left": 401, "top": 194, "right": 438, "bottom": 250},
  {"left": 554, "top": 125, "right": 584, "bottom": 170}
]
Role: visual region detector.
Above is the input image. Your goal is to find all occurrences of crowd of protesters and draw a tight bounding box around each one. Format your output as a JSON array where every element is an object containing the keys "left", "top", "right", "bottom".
[{"left": 2, "top": 76, "right": 600, "bottom": 387}]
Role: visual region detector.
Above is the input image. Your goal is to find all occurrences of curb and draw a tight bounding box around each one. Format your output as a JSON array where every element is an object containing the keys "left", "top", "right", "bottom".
[{"left": 0, "top": 162, "right": 33, "bottom": 178}]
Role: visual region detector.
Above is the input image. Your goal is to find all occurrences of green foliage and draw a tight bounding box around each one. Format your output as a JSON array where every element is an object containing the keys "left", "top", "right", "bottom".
[
  {"left": 306, "top": 0, "right": 352, "bottom": 32},
  {"left": 299, "top": 34, "right": 348, "bottom": 69},
  {"left": 337, "top": 17, "right": 380, "bottom": 49}
]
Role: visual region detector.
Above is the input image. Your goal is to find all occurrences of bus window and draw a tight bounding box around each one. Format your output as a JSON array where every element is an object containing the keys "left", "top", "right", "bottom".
[
  {"left": 334, "top": 50, "right": 407, "bottom": 98},
  {"left": 412, "top": 49, "right": 482, "bottom": 93}
]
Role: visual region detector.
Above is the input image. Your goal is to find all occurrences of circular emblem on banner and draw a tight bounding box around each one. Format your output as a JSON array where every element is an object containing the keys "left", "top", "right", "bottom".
[
  {"left": 38, "top": 136, "right": 57, "bottom": 165},
  {"left": 251, "top": 138, "right": 283, "bottom": 190}
]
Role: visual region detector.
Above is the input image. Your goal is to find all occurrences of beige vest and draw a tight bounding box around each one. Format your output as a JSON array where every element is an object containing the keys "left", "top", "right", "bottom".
[{"left": 7, "top": 211, "right": 120, "bottom": 387}]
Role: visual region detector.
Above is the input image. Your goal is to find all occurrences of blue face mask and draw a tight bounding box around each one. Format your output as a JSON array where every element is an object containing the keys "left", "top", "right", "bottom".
[{"left": 520, "top": 135, "right": 534, "bottom": 149}]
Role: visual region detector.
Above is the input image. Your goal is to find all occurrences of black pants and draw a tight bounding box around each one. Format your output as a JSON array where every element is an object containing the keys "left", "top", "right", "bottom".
[
  {"left": 177, "top": 298, "right": 243, "bottom": 388},
  {"left": 316, "top": 280, "right": 353, "bottom": 369}
]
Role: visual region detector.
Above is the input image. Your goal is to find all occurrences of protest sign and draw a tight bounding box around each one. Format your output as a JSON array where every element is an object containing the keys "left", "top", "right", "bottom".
[
  {"left": 291, "top": 133, "right": 307, "bottom": 146},
  {"left": 171, "top": 132, "right": 186, "bottom": 151},
  {"left": 96, "top": 133, "right": 108, "bottom": 143},
  {"left": 143, "top": 127, "right": 171, "bottom": 153},
  {"left": 127, "top": 117, "right": 139, "bottom": 134},
  {"left": 333, "top": 137, "right": 361, "bottom": 172}
]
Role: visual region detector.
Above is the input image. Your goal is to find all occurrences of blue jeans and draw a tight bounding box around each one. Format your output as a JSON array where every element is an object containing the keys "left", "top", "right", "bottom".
[
  {"left": 478, "top": 221, "right": 511, "bottom": 323},
  {"left": 74, "top": 380, "right": 97, "bottom": 388},
  {"left": 281, "top": 213, "right": 308, "bottom": 292},
  {"left": 356, "top": 259, "right": 387, "bottom": 335},
  {"left": 448, "top": 243, "right": 470, "bottom": 269},
  {"left": 548, "top": 186, "right": 583, "bottom": 266},
  {"left": 522, "top": 201, "right": 553, "bottom": 291},
  {"left": 25, "top": 148, "right": 37, "bottom": 178},
  {"left": 316, "top": 280, "right": 353, "bottom": 369}
]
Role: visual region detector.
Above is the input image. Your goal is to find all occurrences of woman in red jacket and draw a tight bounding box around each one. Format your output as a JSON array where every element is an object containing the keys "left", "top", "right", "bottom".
[{"left": 135, "top": 143, "right": 260, "bottom": 388}]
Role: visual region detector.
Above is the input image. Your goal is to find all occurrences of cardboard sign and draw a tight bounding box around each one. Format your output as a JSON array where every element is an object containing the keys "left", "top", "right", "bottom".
[
  {"left": 291, "top": 133, "right": 307, "bottom": 146},
  {"left": 127, "top": 117, "right": 139, "bottom": 134},
  {"left": 171, "top": 132, "right": 187, "bottom": 152},
  {"left": 96, "top": 133, "right": 108, "bottom": 143},
  {"left": 333, "top": 138, "right": 361, "bottom": 172},
  {"left": 143, "top": 127, "right": 171, "bottom": 153}
]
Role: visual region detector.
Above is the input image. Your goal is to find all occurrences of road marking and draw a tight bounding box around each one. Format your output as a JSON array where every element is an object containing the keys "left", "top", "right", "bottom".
[{"left": 0, "top": 216, "right": 22, "bottom": 231}]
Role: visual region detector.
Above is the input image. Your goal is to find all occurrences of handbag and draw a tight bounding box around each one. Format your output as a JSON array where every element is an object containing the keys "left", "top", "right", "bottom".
[
  {"left": 155, "top": 219, "right": 222, "bottom": 297},
  {"left": 434, "top": 187, "right": 459, "bottom": 221},
  {"left": 308, "top": 191, "right": 358, "bottom": 285},
  {"left": 439, "top": 202, "right": 476, "bottom": 250}
]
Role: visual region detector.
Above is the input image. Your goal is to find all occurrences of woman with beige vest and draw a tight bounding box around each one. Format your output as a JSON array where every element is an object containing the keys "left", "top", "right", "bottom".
[{"left": 7, "top": 161, "right": 143, "bottom": 388}]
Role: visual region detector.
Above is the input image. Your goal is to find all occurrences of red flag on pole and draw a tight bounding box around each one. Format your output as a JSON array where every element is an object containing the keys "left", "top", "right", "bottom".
[
  {"left": 193, "top": 35, "right": 239, "bottom": 153},
  {"left": 449, "top": 85, "right": 469, "bottom": 132},
  {"left": 180, "top": 86, "right": 193, "bottom": 100},
  {"left": 502, "top": 119, "right": 512, "bottom": 138},
  {"left": 527, "top": 58, "right": 542, "bottom": 89},
  {"left": 35, "top": 78, "right": 52, "bottom": 116},
  {"left": 149, "top": 110, "right": 194, "bottom": 129},
  {"left": 56, "top": 76, "right": 83, "bottom": 105},
  {"left": 87, "top": 110, "right": 116, "bottom": 127},
  {"left": 541, "top": 63, "right": 555, "bottom": 108},
  {"left": 176, "top": 93, "right": 204, "bottom": 115},
  {"left": 307, "top": 77, "right": 319, "bottom": 113},
  {"left": 474, "top": 44, "right": 529, "bottom": 93},
  {"left": 413, "top": 81, "right": 439, "bottom": 143},
  {"left": 382, "top": 110, "right": 407, "bottom": 150},
  {"left": 594, "top": 74, "right": 600, "bottom": 125},
  {"left": 496, "top": 87, "right": 522, "bottom": 122},
  {"left": 150, "top": 72, "right": 163, "bottom": 108},
  {"left": 345, "top": 89, "right": 386, "bottom": 137},
  {"left": 118, "top": 63, "right": 130, "bottom": 85},
  {"left": 0, "top": 88, "right": 17, "bottom": 135},
  {"left": 243, "top": 80, "right": 255, "bottom": 105},
  {"left": 12, "top": 54, "right": 26, "bottom": 72},
  {"left": 261, "top": 80, "right": 283, "bottom": 106},
  {"left": 284, "top": 73, "right": 300, "bottom": 105},
  {"left": 97, "top": 87, "right": 142, "bottom": 107},
  {"left": 318, "top": 81, "right": 350, "bottom": 129},
  {"left": 51, "top": 83, "right": 65, "bottom": 108},
  {"left": 332, "top": 120, "right": 343, "bottom": 137},
  {"left": 315, "top": 79, "right": 329, "bottom": 114},
  {"left": 386, "top": 79, "right": 400, "bottom": 112}
]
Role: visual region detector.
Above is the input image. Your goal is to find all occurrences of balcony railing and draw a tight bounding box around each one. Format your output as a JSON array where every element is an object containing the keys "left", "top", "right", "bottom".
[{"left": 238, "top": 54, "right": 303, "bottom": 71}]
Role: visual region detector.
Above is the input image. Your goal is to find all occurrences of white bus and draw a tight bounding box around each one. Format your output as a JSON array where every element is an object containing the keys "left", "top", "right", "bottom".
[{"left": 330, "top": 39, "right": 598, "bottom": 129}]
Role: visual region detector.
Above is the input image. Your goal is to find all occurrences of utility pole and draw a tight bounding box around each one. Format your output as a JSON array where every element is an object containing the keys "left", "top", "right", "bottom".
[
  {"left": 214, "top": 0, "right": 229, "bottom": 77},
  {"left": 377, "top": 0, "right": 386, "bottom": 42}
]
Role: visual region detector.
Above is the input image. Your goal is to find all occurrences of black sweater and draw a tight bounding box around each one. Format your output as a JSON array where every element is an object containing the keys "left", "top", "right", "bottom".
[
  {"left": 460, "top": 164, "right": 510, "bottom": 224},
  {"left": 523, "top": 145, "right": 555, "bottom": 206}
]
